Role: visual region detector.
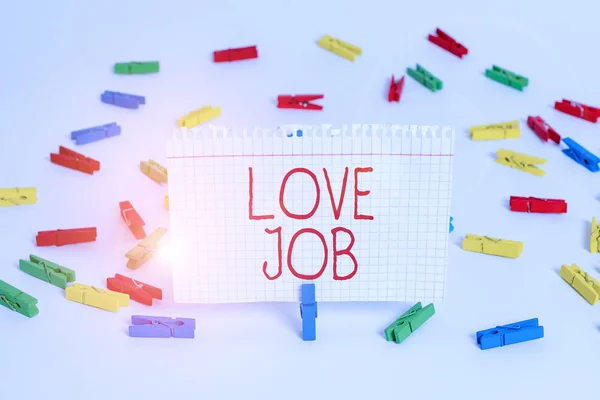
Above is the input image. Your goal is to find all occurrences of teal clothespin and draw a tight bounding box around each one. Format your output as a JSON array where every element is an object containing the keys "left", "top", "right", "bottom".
[
  {"left": 19, "top": 254, "right": 76, "bottom": 289},
  {"left": 384, "top": 302, "right": 435, "bottom": 344},
  {"left": 0, "top": 280, "right": 39, "bottom": 318},
  {"left": 407, "top": 64, "right": 443, "bottom": 92},
  {"left": 449, "top": 216, "right": 454, "bottom": 232},
  {"left": 485, "top": 65, "right": 528, "bottom": 91}
]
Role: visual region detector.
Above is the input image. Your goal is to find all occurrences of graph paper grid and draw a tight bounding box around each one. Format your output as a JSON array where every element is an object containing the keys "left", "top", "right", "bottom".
[{"left": 167, "top": 124, "right": 455, "bottom": 303}]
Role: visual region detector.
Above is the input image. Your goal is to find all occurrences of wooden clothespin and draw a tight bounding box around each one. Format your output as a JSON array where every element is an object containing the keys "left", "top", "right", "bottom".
[
  {"left": 36, "top": 227, "right": 97, "bottom": 247},
  {"left": 427, "top": 28, "right": 468, "bottom": 58},
  {"left": 496, "top": 149, "right": 546, "bottom": 177},
  {"left": 129, "top": 315, "right": 196, "bottom": 338},
  {"left": 509, "top": 197, "right": 567, "bottom": 214},
  {"left": 388, "top": 75, "right": 405, "bottom": 102},
  {"left": 119, "top": 201, "right": 146, "bottom": 239},
  {"left": 140, "top": 160, "right": 168, "bottom": 184},
  {"left": 560, "top": 264, "right": 600, "bottom": 305},
  {"left": 470, "top": 120, "right": 520, "bottom": 140},
  {"left": 19, "top": 254, "right": 76, "bottom": 289},
  {"left": 477, "top": 318, "right": 544, "bottom": 350},
  {"left": 485, "top": 65, "right": 528, "bottom": 91},
  {"left": 317, "top": 34, "right": 362, "bottom": 62},
  {"left": 125, "top": 227, "right": 168, "bottom": 270},
  {"left": 407, "top": 64, "right": 442, "bottom": 92},
  {"left": 277, "top": 95, "right": 323, "bottom": 111},
  {"left": 562, "top": 138, "right": 600, "bottom": 172},
  {"left": 462, "top": 234, "right": 523, "bottom": 258},
  {"left": 0, "top": 280, "right": 39, "bottom": 318},
  {"left": 178, "top": 105, "right": 221, "bottom": 128},
  {"left": 66, "top": 283, "right": 130, "bottom": 312},
  {"left": 213, "top": 45, "right": 258, "bottom": 62},
  {"left": 0, "top": 187, "right": 36, "bottom": 207},
  {"left": 591, "top": 217, "right": 600, "bottom": 253},
  {"left": 555, "top": 99, "right": 600, "bottom": 123},
  {"left": 526, "top": 116, "right": 561, "bottom": 144},
  {"left": 50, "top": 146, "right": 100, "bottom": 174},
  {"left": 384, "top": 302, "right": 435, "bottom": 344},
  {"left": 164, "top": 194, "right": 169, "bottom": 210},
  {"left": 107, "top": 274, "right": 162, "bottom": 305}
]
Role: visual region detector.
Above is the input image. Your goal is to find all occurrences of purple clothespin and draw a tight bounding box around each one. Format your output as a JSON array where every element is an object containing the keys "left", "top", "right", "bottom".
[{"left": 129, "top": 315, "right": 196, "bottom": 338}]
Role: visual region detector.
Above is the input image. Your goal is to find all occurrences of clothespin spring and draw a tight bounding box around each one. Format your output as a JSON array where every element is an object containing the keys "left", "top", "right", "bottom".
[
  {"left": 0, "top": 294, "right": 17, "bottom": 311},
  {"left": 153, "top": 319, "right": 176, "bottom": 336},
  {"left": 569, "top": 101, "right": 584, "bottom": 118},
  {"left": 121, "top": 208, "right": 134, "bottom": 225},
  {"left": 0, "top": 187, "right": 27, "bottom": 205}
]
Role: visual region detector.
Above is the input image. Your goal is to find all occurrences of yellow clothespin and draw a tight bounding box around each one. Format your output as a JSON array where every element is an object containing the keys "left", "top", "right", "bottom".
[
  {"left": 470, "top": 120, "right": 520, "bottom": 140},
  {"left": 65, "top": 283, "right": 130, "bottom": 312},
  {"left": 591, "top": 217, "right": 600, "bottom": 253},
  {"left": 0, "top": 187, "right": 36, "bottom": 207},
  {"left": 462, "top": 234, "right": 523, "bottom": 258},
  {"left": 560, "top": 264, "right": 600, "bottom": 305},
  {"left": 164, "top": 194, "right": 169, "bottom": 210},
  {"left": 178, "top": 105, "right": 221, "bottom": 128},
  {"left": 496, "top": 149, "right": 546, "bottom": 177},
  {"left": 140, "top": 160, "right": 168, "bottom": 184},
  {"left": 317, "top": 35, "right": 362, "bottom": 62},
  {"left": 126, "top": 227, "right": 168, "bottom": 270}
]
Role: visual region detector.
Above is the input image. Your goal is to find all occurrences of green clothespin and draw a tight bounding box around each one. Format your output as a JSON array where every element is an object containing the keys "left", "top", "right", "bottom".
[
  {"left": 485, "top": 65, "right": 528, "bottom": 91},
  {"left": 384, "top": 302, "right": 435, "bottom": 344},
  {"left": 0, "top": 280, "right": 39, "bottom": 318},
  {"left": 407, "top": 64, "right": 443, "bottom": 92},
  {"left": 114, "top": 61, "right": 160, "bottom": 74},
  {"left": 19, "top": 255, "right": 76, "bottom": 289}
]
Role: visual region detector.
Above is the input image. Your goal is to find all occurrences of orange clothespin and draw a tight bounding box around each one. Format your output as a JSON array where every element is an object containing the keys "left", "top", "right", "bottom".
[
  {"left": 388, "top": 75, "right": 405, "bottom": 102},
  {"left": 119, "top": 201, "right": 146, "bottom": 239}
]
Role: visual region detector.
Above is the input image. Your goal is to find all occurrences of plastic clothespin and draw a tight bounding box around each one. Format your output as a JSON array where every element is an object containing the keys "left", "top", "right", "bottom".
[
  {"left": 300, "top": 283, "right": 317, "bottom": 341},
  {"left": 317, "top": 35, "right": 362, "bottom": 62},
  {"left": 70, "top": 122, "right": 121, "bottom": 145},
  {"left": 561, "top": 137, "right": 600, "bottom": 172},
  {"left": 407, "top": 64, "right": 442, "bottom": 92},
  {"left": 449, "top": 216, "right": 454, "bottom": 232},
  {"left": 427, "top": 28, "right": 468, "bottom": 58},
  {"left": 129, "top": 315, "right": 196, "bottom": 338},
  {"left": 485, "top": 65, "right": 528, "bottom": 91},
  {"left": 0, "top": 280, "right": 39, "bottom": 318},
  {"left": 66, "top": 283, "right": 130, "bottom": 312},
  {"left": 462, "top": 234, "right": 523, "bottom": 258},
  {"left": 178, "top": 105, "right": 221, "bottom": 128},
  {"left": 277, "top": 95, "right": 324, "bottom": 111},
  {"left": 36, "top": 227, "right": 97, "bottom": 247},
  {"left": 554, "top": 99, "right": 600, "bottom": 123},
  {"left": 114, "top": 61, "right": 159, "bottom": 74},
  {"left": 107, "top": 274, "right": 162, "bottom": 306},
  {"left": 388, "top": 75, "right": 405, "bottom": 102},
  {"left": 140, "top": 160, "right": 168, "bottom": 184},
  {"left": 526, "top": 116, "right": 561, "bottom": 144},
  {"left": 509, "top": 197, "right": 567, "bottom": 214},
  {"left": 19, "top": 254, "right": 76, "bottom": 289},
  {"left": 101, "top": 91, "right": 145, "bottom": 109},
  {"left": 50, "top": 146, "right": 100, "bottom": 175},
  {"left": 476, "top": 318, "right": 543, "bottom": 350},
  {"left": 495, "top": 149, "right": 546, "bottom": 177},
  {"left": 0, "top": 187, "right": 36, "bottom": 207},
  {"left": 119, "top": 201, "right": 146, "bottom": 239},
  {"left": 384, "top": 302, "right": 435, "bottom": 344},
  {"left": 590, "top": 217, "right": 600, "bottom": 254},
  {"left": 469, "top": 120, "right": 520, "bottom": 140},
  {"left": 560, "top": 264, "right": 600, "bottom": 304},
  {"left": 125, "top": 227, "right": 168, "bottom": 270},
  {"left": 213, "top": 45, "right": 258, "bottom": 62}
]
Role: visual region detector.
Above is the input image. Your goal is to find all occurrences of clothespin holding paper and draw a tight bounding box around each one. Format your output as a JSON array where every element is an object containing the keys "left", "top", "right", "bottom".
[
  {"left": 0, "top": 280, "right": 39, "bottom": 317},
  {"left": 407, "top": 64, "right": 442, "bottom": 92},
  {"left": 66, "top": 283, "right": 130, "bottom": 312},
  {"left": 591, "top": 217, "right": 600, "bottom": 253},
  {"left": 300, "top": 283, "right": 317, "bottom": 341},
  {"left": 125, "top": 227, "right": 168, "bottom": 270},
  {"left": 485, "top": 65, "right": 528, "bottom": 91},
  {"left": 384, "top": 302, "right": 435, "bottom": 344},
  {"left": 317, "top": 35, "right": 362, "bottom": 62},
  {"left": 164, "top": 194, "right": 169, "bottom": 210},
  {"left": 560, "top": 264, "right": 600, "bottom": 305},
  {"left": 469, "top": 120, "right": 520, "bottom": 141},
  {"left": 477, "top": 318, "right": 543, "bottom": 350},
  {"left": 140, "top": 160, "right": 168, "bottom": 184},
  {"left": 462, "top": 234, "right": 523, "bottom": 258},
  {"left": 19, "top": 254, "right": 76, "bottom": 289},
  {"left": 496, "top": 149, "right": 546, "bottom": 177},
  {"left": 0, "top": 187, "right": 36, "bottom": 207}
]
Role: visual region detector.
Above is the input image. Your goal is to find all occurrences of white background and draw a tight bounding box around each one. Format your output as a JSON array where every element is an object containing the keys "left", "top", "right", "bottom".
[{"left": 0, "top": 0, "right": 599, "bottom": 399}]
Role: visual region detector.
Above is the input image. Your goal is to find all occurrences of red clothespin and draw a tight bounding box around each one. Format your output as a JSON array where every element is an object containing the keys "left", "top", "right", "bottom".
[
  {"left": 554, "top": 99, "right": 600, "bottom": 123},
  {"left": 50, "top": 146, "right": 100, "bottom": 175},
  {"left": 36, "top": 227, "right": 97, "bottom": 246},
  {"left": 119, "top": 201, "right": 146, "bottom": 239},
  {"left": 388, "top": 75, "right": 405, "bottom": 102},
  {"left": 427, "top": 28, "right": 468, "bottom": 58},
  {"left": 509, "top": 196, "right": 567, "bottom": 214},
  {"left": 106, "top": 274, "right": 162, "bottom": 306},
  {"left": 277, "top": 95, "right": 323, "bottom": 110},
  {"left": 213, "top": 46, "right": 258, "bottom": 62},
  {"left": 526, "top": 116, "right": 561, "bottom": 144}
]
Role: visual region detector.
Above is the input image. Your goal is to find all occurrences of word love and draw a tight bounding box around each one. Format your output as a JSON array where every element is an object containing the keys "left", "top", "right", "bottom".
[{"left": 248, "top": 166, "right": 374, "bottom": 281}]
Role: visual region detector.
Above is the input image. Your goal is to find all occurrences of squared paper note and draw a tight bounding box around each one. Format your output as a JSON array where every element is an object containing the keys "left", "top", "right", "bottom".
[{"left": 167, "top": 124, "right": 455, "bottom": 303}]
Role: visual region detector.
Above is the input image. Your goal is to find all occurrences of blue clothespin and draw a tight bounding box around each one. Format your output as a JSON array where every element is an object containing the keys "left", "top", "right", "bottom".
[
  {"left": 70, "top": 122, "right": 121, "bottom": 145},
  {"left": 300, "top": 283, "right": 317, "bottom": 341},
  {"left": 449, "top": 216, "right": 454, "bottom": 232},
  {"left": 101, "top": 90, "right": 145, "bottom": 109},
  {"left": 562, "top": 137, "right": 600, "bottom": 172},
  {"left": 476, "top": 318, "right": 544, "bottom": 350},
  {"left": 296, "top": 129, "right": 303, "bottom": 137}
]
